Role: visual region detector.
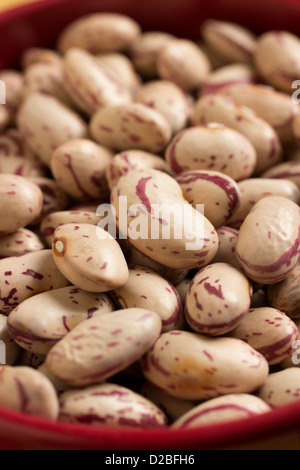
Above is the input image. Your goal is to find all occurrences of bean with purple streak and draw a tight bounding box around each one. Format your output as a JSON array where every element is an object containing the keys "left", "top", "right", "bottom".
[
  {"left": 0, "top": 228, "right": 45, "bottom": 258},
  {"left": 257, "top": 368, "right": 300, "bottom": 407},
  {"left": 201, "top": 63, "right": 257, "bottom": 96},
  {"left": 262, "top": 161, "right": 300, "bottom": 189},
  {"left": 97, "top": 52, "right": 141, "bottom": 93},
  {"left": 28, "top": 176, "right": 70, "bottom": 224}
]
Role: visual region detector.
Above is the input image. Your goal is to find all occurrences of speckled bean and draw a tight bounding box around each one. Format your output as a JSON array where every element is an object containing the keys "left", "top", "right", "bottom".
[
  {"left": 0, "top": 228, "right": 45, "bottom": 258},
  {"left": 280, "top": 318, "right": 300, "bottom": 369},
  {"left": 262, "top": 161, "right": 300, "bottom": 189},
  {"left": 0, "top": 314, "right": 20, "bottom": 365},
  {"left": 257, "top": 368, "right": 300, "bottom": 407},
  {"left": 267, "top": 264, "right": 300, "bottom": 318},
  {"left": 7, "top": 286, "right": 114, "bottom": 354},
  {"left": 90, "top": 103, "right": 172, "bottom": 153},
  {"left": 0, "top": 153, "right": 46, "bottom": 177},
  {"left": 172, "top": 393, "right": 271, "bottom": 428},
  {"left": 59, "top": 382, "right": 167, "bottom": 428},
  {"left": 141, "top": 330, "right": 269, "bottom": 400},
  {"left": 28, "top": 176, "right": 70, "bottom": 223},
  {"left": 0, "top": 365, "right": 59, "bottom": 420},
  {"left": 52, "top": 223, "right": 129, "bottom": 292},
  {"left": 97, "top": 52, "right": 141, "bottom": 93},
  {"left": 185, "top": 262, "right": 251, "bottom": 336},
  {"left": 236, "top": 196, "right": 300, "bottom": 284},
  {"left": 46, "top": 308, "right": 162, "bottom": 386},
  {"left": 201, "top": 63, "right": 257, "bottom": 95},
  {"left": 211, "top": 226, "right": 240, "bottom": 269}
]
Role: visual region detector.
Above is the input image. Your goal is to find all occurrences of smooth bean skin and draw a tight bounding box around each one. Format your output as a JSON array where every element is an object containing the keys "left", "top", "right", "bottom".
[
  {"left": 7, "top": 287, "right": 114, "bottom": 354},
  {"left": 38, "top": 362, "right": 72, "bottom": 394},
  {"left": 257, "top": 368, "right": 300, "bottom": 407},
  {"left": 227, "top": 178, "right": 300, "bottom": 228},
  {"left": 57, "top": 13, "right": 141, "bottom": 54},
  {"left": 97, "top": 52, "right": 141, "bottom": 93},
  {"left": 51, "top": 139, "right": 113, "bottom": 201},
  {"left": 201, "top": 63, "right": 257, "bottom": 95},
  {"left": 236, "top": 196, "right": 300, "bottom": 284},
  {"left": 172, "top": 394, "right": 271, "bottom": 429},
  {"left": 0, "top": 365, "right": 59, "bottom": 420},
  {"left": 229, "top": 307, "right": 299, "bottom": 365},
  {"left": 112, "top": 265, "right": 184, "bottom": 332},
  {"left": 175, "top": 277, "right": 191, "bottom": 305},
  {"left": 0, "top": 228, "right": 45, "bottom": 258},
  {"left": 21, "top": 47, "right": 62, "bottom": 69},
  {"left": 0, "top": 153, "right": 46, "bottom": 177},
  {"left": 211, "top": 226, "right": 240, "bottom": 269},
  {"left": 59, "top": 382, "right": 167, "bottom": 428},
  {"left": 28, "top": 176, "right": 70, "bottom": 224},
  {"left": 141, "top": 330, "right": 269, "bottom": 400},
  {"left": 0, "top": 174, "right": 43, "bottom": 235},
  {"left": 0, "top": 313, "right": 20, "bottom": 365},
  {"left": 185, "top": 263, "right": 251, "bottom": 336},
  {"left": 17, "top": 92, "right": 87, "bottom": 166},
  {"left": 267, "top": 264, "right": 300, "bottom": 318},
  {"left": 262, "top": 161, "right": 300, "bottom": 189},
  {"left": 0, "top": 249, "right": 69, "bottom": 315},
  {"left": 165, "top": 124, "right": 256, "bottom": 181},
  {"left": 175, "top": 170, "right": 241, "bottom": 228},
  {"left": 46, "top": 308, "right": 162, "bottom": 386},
  {"left": 191, "top": 94, "right": 282, "bottom": 175},
  {"left": 52, "top": 224, "right": 129, "bottom": 293},
  {"left": 110, "top": 168, "right": 219, "bottom": 270},
  {"left": 280, "top": 318, "right": 300, "bottom": 369},
  {"left": 90, "top": 103, "right": 172, "bottom": 153}
]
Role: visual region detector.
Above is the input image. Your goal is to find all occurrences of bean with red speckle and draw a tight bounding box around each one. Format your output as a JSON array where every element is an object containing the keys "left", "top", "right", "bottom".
[
  {"left": 0, "top": 228, "right": 45, "bottom": 258},
  {"left": 257, "top": 368, "right": 300, "bottom": 407}
]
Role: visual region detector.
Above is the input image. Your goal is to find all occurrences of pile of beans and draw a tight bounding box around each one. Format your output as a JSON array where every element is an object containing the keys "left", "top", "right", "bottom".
[{"left": 1, "top": 12, "right": 300, "bottom": 430}]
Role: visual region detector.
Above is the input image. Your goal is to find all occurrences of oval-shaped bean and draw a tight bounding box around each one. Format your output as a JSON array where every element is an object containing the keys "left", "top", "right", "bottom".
[
  {"left": 229, "top": 307, "right": 299, "bottom": 365},
  {"left": 58, "top": 13, "right": 141, "bottom": 54},
  {"left": 52, "top": 223, "right": 129, "bottom": 292},
  {"left": 0, "top": 70, "right": 23, "bottom": 119},
  {"left": 7, "top": 286, "right": 114, "bottom": 354},
  {"left": 97, "top": 52, "right": 141, "bottom": 92},
  {"left": 110, "top": 168, "right": 219, "bottom": 269},
  {"left": 201, "top": 63, "right": 258, "bottom": 95},
  {"left": 106, "top": 149, "right": 171, "bottom": 190},
  {"left": 17, "top": 92, "right": 87, "bottom": 166},
  {"left": 255, "top": 31, "right": 300, "bottom": 93},
  {"left": 227, "top": 178, "right": 300, "bottom": 228},
  {"left": 63, "top": 48, "right": 132, "bottom": 116},
  {"left": 267, "top": 264, "right": 300, "bottom": 318},
  {"left": 38, "top": 362, "right": 71, "bottom": 394},
  {"left": 0, "top": 153, "right": 46, "bottom": 177},
  {"left": 211, "top": 226, "right": 240, "bottom": 269},
  {"left": 185, "top": 263, "right": 251, "bottom": 336},
  {"left": 201, "top": 20, "right": 256, "bottom": 64},
  {"left": 0, "top": 174, "right": 43, "bottom": 235},
  {"left": 0, "top": 365, "right": 59, "bottom": 420},
  {"left": 172, "top": 393, "right": 271, "bottom": 429},
  {"left": 157, "top": 39, "right": 211, "bottom": 92},
  {"left": 59, "top": 382, "right": 167, "bottom": 428},
  {"left": 90, "top": 103, "right": 172, "bottom": 153},
  {"left": 191, "top": 94, "right": 282, "bottom": 175},
  {"left": 40, "top": 210, "right": 102, "bottom": 247},
  {"left": 0, "top": 128, "right": 38, "bottom": 159},
  {"left": 165, "top": 124, "right": 256, "bottom": 181},
  {"left": 175, "top": 170, "right": 241, "bottom": 228},
  {"left": 134, "top": 80, "right": 191, "bottom": 134},
  {"left": 51, "top": 139, "right": 113, "bottom": 201},
  {"left": 0, "top": 314, "right": 20, "bottom": 365},
  {"left": 257, "top": 368, "right": 300, "bottom": 407},
  {"left": 112, "top": 265, "right": 184, "bottom": 332},
  {"left": 262, "top": 161, "right": 300, "bottom": 189},
  {"left": 280, "top": 318, "right": 300, "bottom": 369},
  {"left": 28, "top": 176, "right": 70, "bottom": 223},
  {"left": 141, "top": 330, "right": 269, "bottom": 400},
  {"left": 0, "top": 249, "right": 69, "bottom": 315},
  {"left": 236, "top": 196, "right": 300, "bottom": 284},
  {"left": 0, "top": 228, "right": 45, "bottom": 258},
  {"left": 21, "top": 47, "right": 62, "bottom": 69},
  {"left": 46, "top": 308, "right": 162, "bottom": 386}
]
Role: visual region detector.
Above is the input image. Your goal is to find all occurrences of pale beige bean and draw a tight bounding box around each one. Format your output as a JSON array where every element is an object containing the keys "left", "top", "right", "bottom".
[
  {"left": 28, "top": 176, "right": 70, "bottom": 223},
  {"left": 38, "top": 362, "right": 71, "bottom": 393},
  {"left": 0, "top": 365, "right": 59, "bottom": 420},
  {"left": 141, "top": 330, "right": 268, "bottom": 400},
  {"left": 0, "top": 128, "right": 39, "bottom": 160},
  {"left": 106, "top": 149, "right": 171, "bottom": 190},
  {"left": 112, "top": 265, "right": 184, "bottom": 332},
  {"left": 175, "top": 276, "right": 192, "bottom": 305},
  {"left": 0, "top": 174, "right": 43, "bottom": 235},
  {"left": 40, "top": 210, "right": 103, "bottom": 247},
  {"left": 201, "top": 20, "right": 256, "bottom": 64},
  {"left": 7, "top": 286, "right": 114, "bottom": 354},
  {"left": 228, "top": 178, "right": 300, "bottom": 228},
  {"left": 172, "top": 394, "right": 271, "bottom": 429},
  {"left": 255, "top": 31, "right": 300, "bottom": 93},
  {"left": 52, "top": 224, "right": 129, "bottom": 292},
  {"left": 257, "top": 368, "right": 300, "bottom": 407},
  {"left": 97, "top": 52, "right": 141, "bottom": 93},
  {"left": 262, "top": 161, "right": 300, "bottom": 189},
  {"left": 69, "top": 201, "right": 100, "bottom": 213},
  {"left": 0, "top": 70, "right": 23, "bottom": 119},
  {"left": 236, "top": 196, "right": 300, "bottom": 284},
  {"left": 157, "top": 39, "right": 211, "bottom": 92},
  {"left": 21, "top": 48, "right": 62, "bottom": 69},
  {"left": 165, "top": 124, "right": 256, "bottom": 181},
  {"left": 229, "top": 307, "right": 299, "bottom": 365},
  {"left": 46, "top": 308, "right": 161, "bottom": 386},
  {"left": 0, "top": 228, "right": 45, "bottom": 258},
  {"left": 17, "top": 92, "right": 87, "bottom": 166},
  {"left": 58, "top": 13, "right": 141, "bottom": 54},
  {"left": 134, "top": 80, "right": 191, "bottom": 134},
  {"left": 63, "top": 48, "right": 132, "bottom": 116},
  {"left": 191, "top": 94, "right": 282, "bottom": 175},
  {"left": 0, "top": 153, "right": 46, "bottom": 177},
  {"left": 110, "top": 168, "right": 218, "bottom": 270},
  {"left": 128, "top": 31, "right": 175, "bottom": 78},
  {"left": 0, "top": 314, "right": 20, "bottom": 365},
  {"left": 185, "top": 263, "right": 251, "bottom": 336},
  {"left": 51, "top": 139, "right": 113, "bottom": 201},
  {"left": 175, "top": 170, "right": 241, "bottom": 228},
  {"left": 90, "top": 103, "right": 172, "bottom": 153},
  {"left": 211, "top": 226, "right": 240, "bottom": 269},
  {"left": 267, "top": 264, "right": 300, "bottom": 318},
  {"left": 280, "top": 319, "right": 300, "bottom": 369},
  {"left": 59, "top": 382, "right": 167, "bottom": 427},
  {"left": 201, "top": 63, "right": 258, "bottom": 95},
  {"left": 0, "top": 249, "right": 69, "bottom": 315}
]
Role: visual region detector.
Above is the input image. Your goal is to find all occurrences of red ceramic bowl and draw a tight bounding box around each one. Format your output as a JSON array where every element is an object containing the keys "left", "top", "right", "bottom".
[{"left": 1, "top": 0, "right": 300, "bottom": 450}]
